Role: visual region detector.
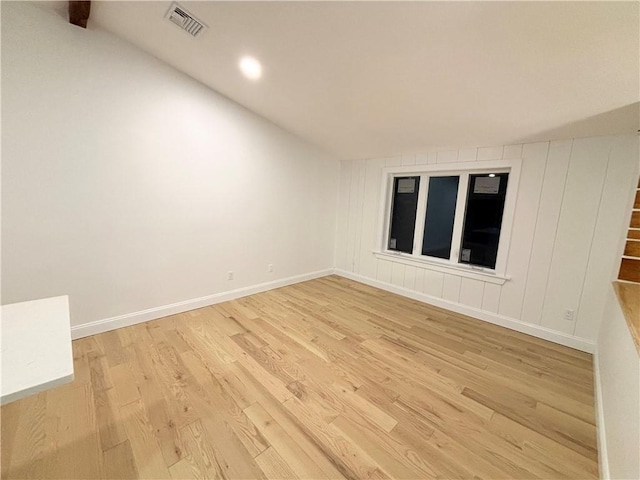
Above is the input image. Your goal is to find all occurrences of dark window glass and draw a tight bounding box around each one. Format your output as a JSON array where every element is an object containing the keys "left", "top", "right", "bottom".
[
  {"left": 459, "top": 173, "right": 509, "bottom": 269},
  {"left": 421, "top": 176, "right": 459, "bottom": 259},
  {"left": 388, "top": 176, "right": 420, "bottom": 253}
]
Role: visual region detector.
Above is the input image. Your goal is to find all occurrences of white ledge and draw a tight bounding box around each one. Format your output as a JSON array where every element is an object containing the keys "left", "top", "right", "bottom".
[
  {"left": 373, "top": 251, "right": 510, "bottom": 285},
  {"left": 1, "top": 296, "right": 74, "bottom": 405}
]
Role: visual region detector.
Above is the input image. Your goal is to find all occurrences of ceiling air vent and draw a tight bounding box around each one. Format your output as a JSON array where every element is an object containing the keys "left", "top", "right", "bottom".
[{"left": 165, "top": 2, "right": 207, "bottom": 38}]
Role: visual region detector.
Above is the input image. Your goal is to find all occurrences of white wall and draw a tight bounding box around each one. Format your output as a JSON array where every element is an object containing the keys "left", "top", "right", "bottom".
[
  {"left": 1, "top": 3, "right": 339, "bottom": 330},
  {"left": 596, "top": 287, "right": 640, "bottom": 480},
  {"left": 336, "top": 135, "right": 639, "bottom": 350}
]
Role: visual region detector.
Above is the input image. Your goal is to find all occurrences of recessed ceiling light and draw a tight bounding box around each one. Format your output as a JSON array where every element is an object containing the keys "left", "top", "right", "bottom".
[
  {"left": 239, "top": 56, "right": 262, "bottom": 80},
  {"left": 488, "top": 173, "right": 496, "bottom": 177}
]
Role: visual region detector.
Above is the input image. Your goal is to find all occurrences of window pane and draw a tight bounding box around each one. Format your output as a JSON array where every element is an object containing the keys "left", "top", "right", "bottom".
[
  {"left": 421, "top": 176, "right": 459, "bottom": 259},
  {"left": 459, "top": 173, "right": 509, "bottom": 269},
  {"left": 388, "top": 176, "right": 420, "bottom": 253}
]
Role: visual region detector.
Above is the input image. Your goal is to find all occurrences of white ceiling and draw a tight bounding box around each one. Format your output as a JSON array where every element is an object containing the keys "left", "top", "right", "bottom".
[{"left": 64, "top": 2, "right": 640, "bottom": 158}]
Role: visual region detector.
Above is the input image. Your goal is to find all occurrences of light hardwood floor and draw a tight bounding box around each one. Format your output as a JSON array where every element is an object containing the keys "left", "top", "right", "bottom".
[{"left": 1, "top": 276, "right": 598, "bottom": 479}]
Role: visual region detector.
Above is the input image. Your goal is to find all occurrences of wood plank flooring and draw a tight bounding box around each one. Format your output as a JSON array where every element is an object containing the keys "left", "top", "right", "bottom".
[{"left": 1, "top": 275, "right": 599, "bottom": 479}]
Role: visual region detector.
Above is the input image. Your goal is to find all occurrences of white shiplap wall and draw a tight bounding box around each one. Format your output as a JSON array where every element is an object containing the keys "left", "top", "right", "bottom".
[{"left": 335, "top": 135, "right": 639, "bottom": 350}]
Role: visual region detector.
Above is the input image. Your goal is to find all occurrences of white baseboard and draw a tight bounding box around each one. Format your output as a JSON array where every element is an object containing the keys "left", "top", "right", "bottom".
[
  {"left": 334, "top": 269, "right": 596, "bottom": 353},
  {"left": 593, "top": 349, "right": 610, "bottom": 480},
  {"left": 72, "top": 266, "right": 596, "bottom": 354},
  {"left": 71, "top": 269, "right": 334, "bottom": 339}
]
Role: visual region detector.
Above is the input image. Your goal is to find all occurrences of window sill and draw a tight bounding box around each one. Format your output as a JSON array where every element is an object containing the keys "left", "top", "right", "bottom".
[{"left": 373, "top": 251, "right": 510, "bottom": 285}]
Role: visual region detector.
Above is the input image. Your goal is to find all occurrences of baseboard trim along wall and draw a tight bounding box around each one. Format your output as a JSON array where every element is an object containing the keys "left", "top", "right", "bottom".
[
  {"left": 334, "top": 269, "right": 596, "bottom": 353},
  {"left": 592, "top": 350, "right": 610, "bottom": 480},
  {"left": 73, "top": 266, "right": 596, "bottom": 353},
  {"left": 71, "top": 269, "right": 334, "bottom": 339}
]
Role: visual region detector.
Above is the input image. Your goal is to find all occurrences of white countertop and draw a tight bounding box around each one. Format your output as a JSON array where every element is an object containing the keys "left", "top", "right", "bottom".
[{"left": 1, "top": 295, "right": 74, "bottom": 405}]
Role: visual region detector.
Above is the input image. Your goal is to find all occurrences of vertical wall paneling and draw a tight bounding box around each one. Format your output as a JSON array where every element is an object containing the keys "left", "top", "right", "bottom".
[
  {"left": 335, "top": 135, "right": 638, "bottom": 345},
  {"left": 442, "top": 274, "right": 462, "bottom": 302},
  {"left": 391, "top": 262, "right": 405, "bottom": 287},
  {"left": 520, "top": 140, "right": 573, "bottom": 325},
  {"left": 481, "top": 283, "right": 501, "bottom": 313},
  {"left": 357, "top": 158, "right": 385, "bottom": 278},
  {"left": 385, "top": 157, "right": 403, "bottom": 168},
  {"left": 345, "top": 160, "right": 365, "bottom": 272},
  {"left": 436, "top": 150, "right": 458, "bottom": 164},
  {"left": 498, "top": 142, "right": 550, "bottom": 319},
  {"left": 353, "top": 159, "right": 367, "bottom": 274},
  {"left": 336, "top": 161, "right": 352, "bottom": 270},
  {"left": 376, "top": 258, "right": 393, "bottom": 284},
  {"left": 414, "top": 268, "right": 425, "bottom": 293},
  {"left": 403, "top": 265, "right": 417, "bottom": 290},
  {"left": 478, "top": 145, "right": 504, "bottom": 161},
  {"left": 401, "top": 154, "right": 416, "bottom": 166},
  {"left": 540, "top": 137, "right": 613, "bottom": 334},
  {"left": 575, "top": 135, "right": 640, "bottom": 339},
  {"left": 459, "top": 278, "right": 485, "bottom": 308},
  {"left": 458, "top": 148, "right": 478, "bottom": 162},
  {"left": 503, "top": 144, "right": 523, "bottom": 159},
  {"left": 422, "top": 269, "right": 445, "bottom": 298},
  {"left": 416, "top": 153, "right": 429, "bottom": 165}
]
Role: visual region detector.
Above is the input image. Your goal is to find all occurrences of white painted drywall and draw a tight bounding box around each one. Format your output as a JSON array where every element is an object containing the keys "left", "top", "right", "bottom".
[
  {"left": 596, "top": 287, "right": 640, "bottom": 480},
  {"left": 1, "top": 3, "right": 339, "bottom": 327},
  {"left": 336, "top": 135, "right": 639, "bottom": 346}
]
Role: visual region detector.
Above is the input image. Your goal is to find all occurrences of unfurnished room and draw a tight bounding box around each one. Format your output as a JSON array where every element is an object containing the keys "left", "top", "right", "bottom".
[{"left": 1, "top": 1, "right": 639, "bottom": 479}]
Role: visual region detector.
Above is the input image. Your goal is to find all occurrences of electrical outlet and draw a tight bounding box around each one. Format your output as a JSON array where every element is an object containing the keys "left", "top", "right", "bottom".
[
  {"left": 227, "top": 271, "right": 234, "bottom": 280},
  {"left": 268, "top": 264, "right": 273, "bottom": 273},
  {"left": 563, "top": 308, "right": 575, "bottom": 321}
]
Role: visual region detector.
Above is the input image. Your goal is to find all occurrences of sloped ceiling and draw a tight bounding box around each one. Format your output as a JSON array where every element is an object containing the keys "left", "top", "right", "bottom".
[{"left": 66, "top": 1, "right": 640, "bottom": 158}]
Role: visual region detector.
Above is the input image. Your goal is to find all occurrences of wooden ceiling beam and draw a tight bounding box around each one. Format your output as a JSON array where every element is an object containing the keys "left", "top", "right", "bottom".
[{"left": 69, "top": 1, "right": 91, "bottom": 28}]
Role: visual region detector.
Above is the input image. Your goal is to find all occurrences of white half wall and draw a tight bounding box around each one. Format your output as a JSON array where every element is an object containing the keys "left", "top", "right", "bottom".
[
  {"left": 595, "top": 287, "right": 640, "bottom": 480},
  {"left": 335, "top": 135, "right": 639, "bottom": 350},
  {"left": 1, "top": 3, "right": 339, "bottom": 328}
]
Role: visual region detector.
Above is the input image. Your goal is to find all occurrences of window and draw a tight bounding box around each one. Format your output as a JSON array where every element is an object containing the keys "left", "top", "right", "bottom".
[
  {"left": 459, "top": 173, "right": 509, "bottom": 269},
  {"left": 388, "top": 177, "right": 420, "bottom": 254},
  {"left": 421, "top": 176, "right": 459, "bottom": 259},
  {"left": 378, "top": 160, "right": 519, "bottom": 279}
]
